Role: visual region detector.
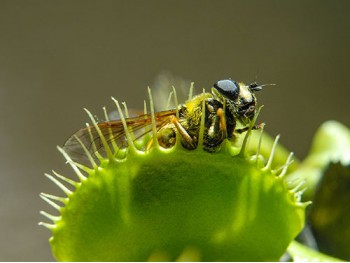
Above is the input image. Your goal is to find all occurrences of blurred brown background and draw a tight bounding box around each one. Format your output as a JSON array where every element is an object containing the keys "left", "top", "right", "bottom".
[{"left": 0, "top": 0, "right": 349, "bottom": 261}]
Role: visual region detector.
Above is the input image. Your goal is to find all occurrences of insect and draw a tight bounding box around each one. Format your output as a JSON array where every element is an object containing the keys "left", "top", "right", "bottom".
[{"left": 63, "top": 79, "right": 264, "bottom": 160}]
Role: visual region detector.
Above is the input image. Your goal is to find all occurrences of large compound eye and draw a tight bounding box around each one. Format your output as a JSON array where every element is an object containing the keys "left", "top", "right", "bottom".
[{"left": 213, "top": 79, "right": 240, "bottom": 100}]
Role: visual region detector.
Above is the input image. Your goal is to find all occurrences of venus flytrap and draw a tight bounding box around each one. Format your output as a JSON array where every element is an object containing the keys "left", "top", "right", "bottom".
[
  {"left": 40, "top": 81, "right": 310, "bottom": 261},
  {"left": 287, "top": 121, "right": 350, "bottom": 201}
]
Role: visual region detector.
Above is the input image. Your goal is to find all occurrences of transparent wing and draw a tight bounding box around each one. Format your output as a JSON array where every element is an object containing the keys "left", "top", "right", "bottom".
[
  {"left": 63, "top": 109, "right": 176, "bottom": 163},
  {"left": 152, "top": 71, "right": 192, "bottom": 111}
]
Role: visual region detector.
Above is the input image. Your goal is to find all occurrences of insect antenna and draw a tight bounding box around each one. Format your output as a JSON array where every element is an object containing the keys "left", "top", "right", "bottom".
[
  {"left": 249, "top": 83, "right": 276, "bottom": 91},
  {"left": 250, "top": 71, "right": 276, "bottom": 91}
]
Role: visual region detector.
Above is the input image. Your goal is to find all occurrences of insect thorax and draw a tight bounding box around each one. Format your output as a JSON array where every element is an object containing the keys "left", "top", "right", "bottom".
[{"left": 157, "top": 93, "right": 237, "bottom": 152}]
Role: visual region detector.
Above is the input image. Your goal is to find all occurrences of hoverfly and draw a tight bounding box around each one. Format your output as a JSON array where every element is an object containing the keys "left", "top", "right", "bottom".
[{"left": 63, "top": 79, "right": 264, "bottom": 161}]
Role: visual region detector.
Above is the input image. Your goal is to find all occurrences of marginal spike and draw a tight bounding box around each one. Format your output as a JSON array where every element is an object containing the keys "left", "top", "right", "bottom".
[
  {"left": 298, "top": 187, "right": 307, "bottom": 196},
  {"left": 188, "top": 82, "right": 194, "bottom": 100},
  {"left": 84, "top": 108, "right": 114, "bottom": 161},
  {"left": 70, "top": 160, "right": 94, "bottom": 174},
  {"left": 57, "top": 146, "right": 87, "bottom": 181},
  {"left": 73, "top": 135, "right": 97, "bottom": 168},
  {"left": 44, "top": 173, "right": 72, "bottom": 196},
  {"left": 142, "top": 100, "right": 151, "bottom": 136},
  {"left": 255, "top": 122, "right": 266, "bottom": 166},
  {"left": 263, "top": 134, "right": 280, "bottom": 170},
  {"left": 40, "top": 194, "right": 62, "bottom": 211},
  {"left": 85, "top": 123, "right": 104, "bottom": 161},
  {"left": 103, "top": 107, "right": 119, "bottom": 154},
  {"left": 238, "top": 127, "right": 251, "bottom": 157},
  {"left": 239, "top": 106, "right": 263, "bottom": 157},
  {"left": 299, "top": 201, "right": 312, "bottom": 208},
  {"left": 285, "top": 178, "right": 303, "bottom": 191},
  {"left": 111, "top": 97, "right": 138, "bottom": 153},
  {"left": 172, "top": 86, "right": 179, "bottom": 119},
  {"left": 171, "top": 86, "right": 183, "bottom": 148},
  {"left": 122, "top": 102, "right": 136, "bottom": 141},
  {"left": 290, "top": 179, "right": 306, "bottom": 193},
  {"left": 147, "top": 87, "right": 159, "bottom": 148},
  {"left": 38, "top": 222, "right": 56, "bottom": 229},
  {"left": 40, "top": 211, "right": 60, "bottom": 222},
  {"left": 273, "top": 159, "right": 294, "bottom": 175},
  {"left": 122, "top": 102, "right": 130, "bottom": 118},
  {"left": 143, "top": 100, "right": 147, "bottom": 115},
  {"left": 166, "top": 91, "right": 173, "bottom": 110},
  {"left": 295, "top": 187, "right": 307, "bottom": 202},
  {"left": 40, "top": 192, "right": 67, "bottom": 203},
  {"left": 52, "top": 170, "right": 77, "bottom": 187},
  {"left": 103, "top": 106, "right": 109, "bottom": 120},
  {"left": 197, "top": 88, "right": 206, "bottom": 148},
  {"left": 277, "top": 152, "right": 294, "bottom": 178}
]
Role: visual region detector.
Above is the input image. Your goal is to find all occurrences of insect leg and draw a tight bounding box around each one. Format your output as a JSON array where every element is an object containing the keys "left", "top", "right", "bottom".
[
  {"left": 236, "top": 123, "right": 264, "bottom": 134},
  {"left": 170, "top": 115, "right": 196, "bottom": 149},
  {"left": 216, "top": 108, "right": 227, "bottom": 138}
]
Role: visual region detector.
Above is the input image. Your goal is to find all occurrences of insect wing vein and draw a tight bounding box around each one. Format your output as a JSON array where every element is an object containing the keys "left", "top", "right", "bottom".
[{"left": 63, "top": 109, "right": 176, "bottom": 163}]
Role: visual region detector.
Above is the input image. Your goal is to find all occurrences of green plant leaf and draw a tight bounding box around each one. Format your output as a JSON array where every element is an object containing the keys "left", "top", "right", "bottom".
[
  {"left": 40, "top": 90, "right": 309, "bottom": 261},
  {"left": 287, "top": 121, "right": 350, "bottom": 200},
  {"left": 44, "top": 143, "right": 306, "bottom": 261},
  {"left": 287, "top": 240, "right": 344, "bottom": 262}
]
